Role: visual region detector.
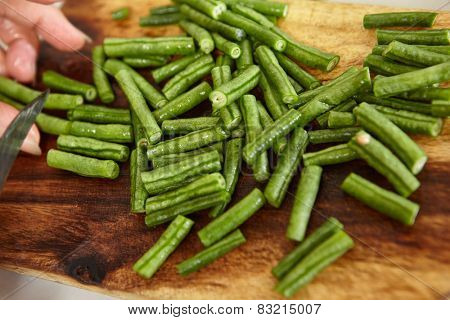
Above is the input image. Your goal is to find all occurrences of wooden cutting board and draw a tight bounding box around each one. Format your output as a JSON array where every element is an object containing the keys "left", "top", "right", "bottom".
[{"left": 0, "top": 0, "right": 449, "bottom": 299}]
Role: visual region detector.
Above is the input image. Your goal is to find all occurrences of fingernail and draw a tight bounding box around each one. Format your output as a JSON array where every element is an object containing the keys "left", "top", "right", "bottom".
[{"left": 81, "top": 31, "right": 93, "bottom": 44}]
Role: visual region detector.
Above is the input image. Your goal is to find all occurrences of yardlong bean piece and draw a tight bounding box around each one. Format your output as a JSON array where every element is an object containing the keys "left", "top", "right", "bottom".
[
  {"left": 0, "top": 76, "right": 83, "bottom": 110},
  {"left": 162, "top": 54, "right": 214, "bottom": 100},
  {"left": 69, "top": 121, "right": 133, "bottom": 143},
  {"left": 198, "top": 188, "right": 265, "bottom": 247},
  {"left": 133, "top": 215, "right": 193, "bottom": 279},
  {"left": 373, "top": 62, "right": 450, "bottom": 97},
  {"left": 68, "top": 105, "right": 131, "bottom": 124},
  {"left": 151, "top": 5, "right": 180, "bottom": 15},
  {"left": 303, "top": 144, "right": 358, "bottom": 167},
  {"left": 47, "top": 149, "right": 119, "bottom": 179},
  {"left": 179, "top": 20, "right": 214, "bottom": 54},
  {"left": 287, "top": 166, "right": 323, "bottom": 242},
  {"left": 348, "top": 131, "right": 420, "bottom": 197},
  {"left": 151, "top": 143, "right": 224, "bottom": 168},
  {"left": 342, "top": 173, "right": 420, "bottom": 226},
  {"left": 139, "top": 13, "right": 182, "bottom": 26},
  {"left": 308, "top": 127, "right": 360, "bottom": 144},
  {"left": 209, "top": 138, "right": 243, "bottom": 218},
  {"left": 179, "top": 4, "right": 246, "bottom": 42},
  {"left": 287, "top": 76, "right": 304, "bottom": 94},
  {"left": 212, "top": 32, "right": 242, "bottom": 59},
  {"left": 231, "top": 4, "right": 274, "bottom": 28},
  {"left": 57, "top": 135, "right": 130, "bottom": 162},
  {"left": 356, "top": 93, "right": 433, "bottom": 115},
  {"left": 104, "top": 59, "right": 168, "bottom": 109},
  {"left": 398, "top": 87, "right": 450, "bottom": 102},
  {"left": 103, "top": 37, "right": 195, "bottom": 57},
  {"left": 112, "top": 7, "right": 129, "bottom": 20},
  {"left": 363, "top": 12, "right": 437, "bottom": 28},
  {"left": 256, "top": 45, "right": 298, "bottom": 104},
  {"left": 123, "top": 56, "right": 169, "bottom": 68},
  {"left": 272, "top": 217, "right": 343, "bottom": 279},
  {"left": 130, "top": 144, "right": 149, "bottom": 213},
  {"left": 259, "top": 71, "right": 288, "bottom": 120},
  {"left": 177, "top": 229, "right": 245, "bottom": 276},
  {"left": 243, "top": 108, "right": 302, "bottom": 166},
  {"left": 115, "top": 70, "right": 162, "bottom": 144},
  {"left": 162, "top": 117, "right": 220, "bottom": 135},
  {"left": 209, "top": 65, "right": 261, "bottom": 109},
  {"left": 376, "top": 29, "right": 450, "bottom": 45},
  {"left": 92, "top": 46, "right": 114, "bottom": 104},
  {"left": 219, "top": 11, "right": 286, "bottom": 52},
  {"left": 241, "top": 95, "right": 270, "bottom": 182},
  {"left": 177, "top": 0, "right": 226, "bottom": 19},
  {"left": 316, "top": 99, "right": 357, "bottom": 128},
  {"left": 216, "top": 54, "right": 234, "bottom": 69},
  {"left": 276, "top": 230, "right": 354, "bottom": 298},
  {"left": 152, "top": 52, "right": 203, "bottom": 84},
  {"left": 364, "top": 54, "right": 418, "bottom": 76},
  {"left": 275, "top": 52, "right": 321, "bottom": 89},
  {"left": 256, "top": 101, "right": 287, "bottom": 154},
  {"left": 327, "top": 111, "right": 356, "bottom": 128},
  {"left": 383, "top": 41, "right": 450, "bottom": 67},
  {"left": 264, "top": 128, "right": 308, "bottom": 208},
  {"left": 373, "top": 44, "right": 450, "bottom": 56},
  {"left": 142, "top": 150, "right": 222, "bottom": 195},
  {"left": 221, "top": 0, "right": 288, "bottom": 18},
  {"left": 431, "top": 100, "right": 450, "bottom": 117},
  {"left": 131, "top": 110, "right": 146, "bottom": 144},
  {"left": 354, "top": 103, "right": 427, "bottom": 174},
  {"left": 153, "top": 82, "right": 212, "bottom": 123},
  {"left": 147, "top": 127, "right": 229, "bottom": 159}
]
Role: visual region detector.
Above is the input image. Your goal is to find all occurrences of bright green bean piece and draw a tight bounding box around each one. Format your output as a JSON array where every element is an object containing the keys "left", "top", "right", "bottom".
[
  {"left": 112, "top": 7, "right": 129, "bottom": 20},
  {"left": 383, "top": 41, "right": 450, "bottom": 67},
  {"left": 240, "top": 95, "right": 270, "bottom": 182},
  {"left": 342, "top": 173, "right": 420, "bottom": 225},
  {"left": 231, "top": 4, "right": 274, "bottom": 28},
  {"left": 142, "top": 150, "right": 222, "bottom": 195},
  {"left": 145, "top": 173, "right": 225, "bottom": 213},
  {"left": 431, "top": 99, "right": 450, "bottom": 117},
  {"left": 272, "top": 217, "right": 343, "bottom": 279},
  {"left": 103, "top": 37, "right": 195, "bottom": 57},
  {"left": 162, "top": 117, "right": 220, "bottom": 135},
  {"left": 303, "top": 144, "right": 358, "bottom": 167},
  {"left": 308, "top": 127, "right": 360, "bottom": 144},
  {"left": 179, "top": 20, "right": 214, "bottom": 54},
  {"left": 275, "top": 52, "right": 321, "bottom": 90},
  {"left": 209, "top": 138, "right": 243, "bottom": 218},
  {"left": 210, "top": 65, "right": 261, "bottom": 109},
  {"left": 115, "top": 70, "right": 162, "bottom": 144},
  {"left": 259, "top": 71, "right": 288, "bottom": 120},
  {"left": 316, "top": 99, "right": 357, "bottom": 128},
  {"left": 376, "top": 29, "right": 450, "bottom": 45},
  {"left": 221, "top": 0, "right": 288, "bottom": 18},
  {"left": 354, "top": 103, "right": 427, "bottom": 174},
  {"left": 287, "top": 165, "right": 323, "bottom": 242},
  {"left": 92, "top": 46, "right": 115, "bottom": 104},
  {"left": 179, "top": 4, "right": 246, "bottom": 42},
  {"left": 152, "top": 53, "right": 203, "bottom": 84},
  {"left": 131, "top": 110, "right": 146, "bottom": 145},
  {"left": 356, "top": 93, "right": 433, "bottom": 115},
  {"left": 212, "top": 32, "right": 242, "bottom": 59},
  {"left": 150, "top": 5, "right": 180, "bottom": 15},
  {"left": 104, "top": 59, "right": 168, "bottom": 109},
  {"left": 398, "top": 87, "right": 450, "bottom": 102},
  {"left": 363, "top": 12, "right": 437, "bottom": 28},
  {"left": 153, "top": 82, "right": 212, "bottom": 123},
  {"left": 57, "top": 135, "right": 130, "bottom": 162},
  {"left": 364, "top": 54, "right": 418, "bottom": 76},
  {"left": 216, "top": 54, "right": 235, "bottom": 69},
  {"left": 0, "top": 76, "right": 83, "bottom": 110},
  {"left": 123, "top": 56, "right": 168, "bottom": 68},
  {"left": 162, "top": 55, "right": 214, "bottom": 100},
  {"left": 147, "top": 126, "right": 228, "bottom": 160},
  {"left": 219, "top": 11, "right": 286, "bottom": 52},
  {"left": 327, "top": 111, "right": 356, "bottom": 128},
  {"left": 133, "top": 215, "right": 193, "bottom": 279},
  {"left": 69, "top": 121, "right": 133, "bottom": 143},
  {"left": 47, "top": 149, "right": 119, "bottom": 179},
  {"left": 276, "top": 230, "right": 354, "bottom": 297},
  {"left": 348, "top": 131, "right": 420, "bottom": 197},
  {"left": 243, "top": 108, "right": 302, "bottom": 166},
  {"left": 256, "top": 101, "right": 287, "bottom": 154},
  {"left": 130, "top": 145, "right": 149, "bottom": 213},
  {"left": 67, "top": 104, "right": 131, "bottom": 124},
  {"left": 287, "top": 75, "right": 304, "bottom": 94},
  {"left": 177, "top": 229, "right": 246, "bottom": 276},
  {"left": 264, "top": 128, "right": 308, "bottom": 208},
  {"left": 256, "top": 45, "right": 298, "bottom": 104},
  {"left": 231, "top": 121, "right": 245, "bottom": 138},
  {"left": 177, "top": 0, "right": 226, "bottom": 19},
  {"left": 373, "top": 44, "right": 450, "bottom": 56},
  {"left": 373, "top": 62, "right": 450, "bottom": 97},
  {"left": 139, "top": 13, "right": 182, "bottom": 26},
  {"left": 198, "top": 188, "right": 265, "bottom": 247},
  {"left": 145, "top": 191, "right": 229, "bottom": 228}
]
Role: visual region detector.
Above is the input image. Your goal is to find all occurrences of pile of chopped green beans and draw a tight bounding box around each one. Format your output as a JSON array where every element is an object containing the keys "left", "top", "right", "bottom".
[{"left": 1, "top": 1, "right": 448, "bottom": 298}]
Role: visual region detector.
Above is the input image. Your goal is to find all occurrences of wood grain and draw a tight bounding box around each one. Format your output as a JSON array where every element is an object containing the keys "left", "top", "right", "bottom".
[{"left": 0, "top": 0, "right": 449, "bottom": 299}]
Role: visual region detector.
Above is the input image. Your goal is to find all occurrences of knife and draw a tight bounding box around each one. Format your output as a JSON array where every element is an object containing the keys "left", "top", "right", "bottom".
[{"left": 0, "top": 90, "right": 49, "bottom": 191}]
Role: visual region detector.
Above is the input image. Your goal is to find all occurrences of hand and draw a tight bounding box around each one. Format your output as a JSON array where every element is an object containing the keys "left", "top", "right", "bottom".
[{"left": 0, "top": 0, "right": 88, "bottom": 155}]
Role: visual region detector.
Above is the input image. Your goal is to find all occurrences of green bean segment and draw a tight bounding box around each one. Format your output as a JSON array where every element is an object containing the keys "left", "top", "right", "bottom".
[
  {"left": 303, "top": 144, "right": 358, "bottom": 167},
  {"left": 198, "top": 188, "right": 265, "bottom": 247},
  {"left": 256, "top": 101, "right": 287, "bottom": 154},
  {"left": 356, "top": 93, "right": 433, "bottom": 115},
  {"left": 383, "top": 41, "right": 450, "bottom": 67},
  {"left": 231, "top": 4, "right": 274, "bottom": 28},
  {"left": 431, "top": 100, "right": 450, "bottom": 117},
  {"left": 152, "top": 52, "right": 203, "bottom": 84},
  {"left": 363, "top": 12, "right": 437, "bottom": 28},
  {"left": 287, "top": 165, "right": 323, "bottom": 242},
  {"left": 376, "top": 29, "right": 450, "bottom": 45},
  {"left": 348, "top": 131, "right": 420, "bottom": 197},
  {"left": 179, "top": 20, "right": 214, "bottom": 54},
  {"left": 123, "top": 56, "right": 168, "bottom": 68},
  {"left": 162, "top": 117, "right": 220, "bottom": 135},
  {"left": 92, "top": 46, "right": 114, "bottom": 104},
  {"left": 264, "top": 128, "right": 308, "bottom": 208},
  {"left": 364, "top": 54, "right": 418, "bottom": 76},
  {"left": 373, "top": 44, "right": 450, "bottom": 56},
  {"left": 177, "top": 229, "right": 246, "bottom": 276},
  {"left": 111, "top": 7, "right": 129, "bottom": 20},
  {"left": 103, "top": 37, "right": 195, "bottom": 57},
  {"left": 177, "top": 0, "right": 226, "bottom": 20},
  {"left": 151, "top": 5, "right": 180, "bottom": 15},
  {"left": 222, "top": 0, "right": 288, "bottom": 18},
  {"left": 316, "top": 99, "right": 357, "bottom": 128},
  {"left": 398, "top": 87, "right": 450, "bottom": 102},
  {"left": 327, "top": 111, "right": 356, "bottom": 128},
  {"left": 342, "top": 173, "right": 420, "bottom": 226},
  {"left": 68, "top": 104, "right": 131, "bottom": 124},
  {"left": 69, "top": 121, "right": 133, "bottom": 143},
  {"left": 308, "top": 127, "right": 360, "bottom": 144},
  {"left": 47, "top": 149, "right": 119, "bottom": 179},
  {"left": 272, "top": 217, "right": 343, "bottom": 279},
  {"left": 258, "top": 71, "right": 288, "bottom": 120},
  {"left": 275, "top": 52, "right": 321, "bottom": 89},
  {"left": 139, "top": 13, "right": 182, "bottom": 26},
  {"left": 131, "top": 145, "right": 149, "bottom": 213},
  {"left": 133, "top": 215, "right": 194, "bottom": 279}
]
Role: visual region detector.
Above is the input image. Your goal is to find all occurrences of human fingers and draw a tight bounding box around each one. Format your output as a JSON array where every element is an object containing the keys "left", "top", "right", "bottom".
[{"left": 0, "top": 50, "right": 6, "bottom": 76}]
